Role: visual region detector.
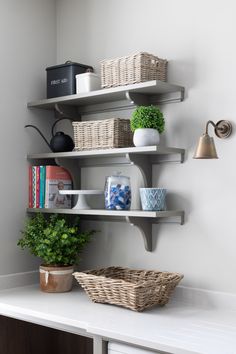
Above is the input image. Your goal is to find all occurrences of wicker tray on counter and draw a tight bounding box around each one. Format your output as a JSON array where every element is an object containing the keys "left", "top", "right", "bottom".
[
  {"left": 73, "top": 266, "right": 183, "bottom": 312},
  {"left": 101, "top": 52, "right": 168, "bottom": 88}
]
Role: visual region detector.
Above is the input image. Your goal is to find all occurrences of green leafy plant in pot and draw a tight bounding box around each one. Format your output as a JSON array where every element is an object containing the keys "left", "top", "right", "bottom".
[
  {"left": 130, "top": 105, "right": 165, "bottom": 147},
  {"left": 18, "top": 213, "right": 95, "bottom": 293}
]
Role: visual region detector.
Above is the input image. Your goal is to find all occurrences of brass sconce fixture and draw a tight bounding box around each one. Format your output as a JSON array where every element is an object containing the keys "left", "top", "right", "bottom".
[{"left": 193, "top": 120, "right": 232, "bottom": 159}]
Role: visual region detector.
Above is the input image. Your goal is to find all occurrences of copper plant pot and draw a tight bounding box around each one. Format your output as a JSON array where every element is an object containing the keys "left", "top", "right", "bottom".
[{"left": 40, "top": 265, "right": 74, "bottom": 293}]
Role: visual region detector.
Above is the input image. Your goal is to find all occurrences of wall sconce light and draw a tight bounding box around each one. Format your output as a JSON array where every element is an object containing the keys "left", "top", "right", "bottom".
[{"left": 193, "top": 120, "right": 232, "bottom": 159}]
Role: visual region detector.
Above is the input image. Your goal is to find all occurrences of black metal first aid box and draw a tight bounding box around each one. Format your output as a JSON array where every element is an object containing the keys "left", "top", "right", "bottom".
[{"left": 46, "top": 61, "right": 93, "bottom": 98}]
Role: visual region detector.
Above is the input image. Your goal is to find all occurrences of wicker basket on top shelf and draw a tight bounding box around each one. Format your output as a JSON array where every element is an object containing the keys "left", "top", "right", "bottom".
[
  {"left": 73, "top": 266, "right": 183, "bottom": 312},
  {"left": 101, "top": 52, "right": 168, "bottom": 89},
  {"left": 72, "top": 118, "right": 133, "bottom": 151}
]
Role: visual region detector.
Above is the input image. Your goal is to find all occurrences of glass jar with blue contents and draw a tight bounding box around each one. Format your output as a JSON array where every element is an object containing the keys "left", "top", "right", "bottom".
[{"left": 105, "top": 172, "right": 131, "bottom": 210}]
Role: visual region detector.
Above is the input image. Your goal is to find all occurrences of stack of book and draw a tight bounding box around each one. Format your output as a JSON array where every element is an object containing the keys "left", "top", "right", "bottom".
[{"left": 28, "top": 165, "right": 72, "bottom": 209}]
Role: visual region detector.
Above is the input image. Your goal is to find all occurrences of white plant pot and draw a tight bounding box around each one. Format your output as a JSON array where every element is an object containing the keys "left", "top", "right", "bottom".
[{"left": 133, "top": 128, "right": 160, "bottom": 147}]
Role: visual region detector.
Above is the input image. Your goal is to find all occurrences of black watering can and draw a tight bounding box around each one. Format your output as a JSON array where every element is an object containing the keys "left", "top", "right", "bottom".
[{"left": 25, "top": 117, "right": 75, "bottom": 152}]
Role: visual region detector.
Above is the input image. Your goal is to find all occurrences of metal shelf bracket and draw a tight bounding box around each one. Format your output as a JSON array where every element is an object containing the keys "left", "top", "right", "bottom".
[
  {"left": 126, "top": 153, "right": 152, "bottom": 187},
  {"left": 126, "top": 217, "right": 152, "bottom": 252}
]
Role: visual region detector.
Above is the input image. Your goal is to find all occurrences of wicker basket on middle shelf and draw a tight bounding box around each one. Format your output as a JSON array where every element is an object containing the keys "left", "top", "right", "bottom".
[{"left": 72, "top": 118, "right": 133, "bottom": 151}]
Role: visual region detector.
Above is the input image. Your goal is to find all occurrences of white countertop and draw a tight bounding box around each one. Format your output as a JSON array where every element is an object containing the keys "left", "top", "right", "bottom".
[{"left": 0, "top": 285, "right": 235, "bottom": 354}]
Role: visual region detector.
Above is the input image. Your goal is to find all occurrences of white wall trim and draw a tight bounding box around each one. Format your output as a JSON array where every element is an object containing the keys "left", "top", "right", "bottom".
[
  {"left": 173, "top": 285, "right": 236, "bottom": 311},
  {"left": 0, "top": 272, "right": 236, "bottom": 311},
  {"left": 0, "top": 271, "right": 38, "bottom": 291}
]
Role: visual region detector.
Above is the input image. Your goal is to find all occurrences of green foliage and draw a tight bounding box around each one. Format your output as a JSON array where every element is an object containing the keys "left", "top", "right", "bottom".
[
  {"left": 18, "top": 213, "right": 95, "bottom": 266},
  {"left": 130, "top": 105, "right": 165, "bottom": 133}
]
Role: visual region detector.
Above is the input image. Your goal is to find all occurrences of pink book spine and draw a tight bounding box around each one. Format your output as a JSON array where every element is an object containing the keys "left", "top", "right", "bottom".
[
  {"left": 28, "top": 166, "right": 33, "bottom": 208},
  {"left": 36, "top": 166, "right": 40, "bottom": 208}
]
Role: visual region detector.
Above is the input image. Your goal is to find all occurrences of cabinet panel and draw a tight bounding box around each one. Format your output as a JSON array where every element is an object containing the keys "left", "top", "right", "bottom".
[
  {"left": 0, "top": 315, "right": 93, "bottom": 354},
  {"left": 108, "top": 342, "right": 167, "bottom": 354}
]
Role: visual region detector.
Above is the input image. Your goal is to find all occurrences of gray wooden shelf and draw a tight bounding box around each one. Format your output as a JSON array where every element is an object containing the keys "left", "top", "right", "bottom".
[
  {"left": 27, "top": 145, "right": 185, "bottom": 160},
  {"left": 27, "top": 208, "right": 184, "bottom": 218},
  {"left": 27, "top": 80, "right": 185, "bottom": 114},
  {"left": 27, "top": 145, "right": 185, "bottom": 187},
  {"left": 27, "top": 208, "right": 184, "bottom": 252}
]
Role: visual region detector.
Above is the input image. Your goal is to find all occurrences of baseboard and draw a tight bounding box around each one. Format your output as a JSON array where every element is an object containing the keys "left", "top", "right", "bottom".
[
  {"left": 0, "top": 271, "right": 38, "bottom": 291},
  {"left": 173, "top": 285, "right": 236, "bottom": 311}
]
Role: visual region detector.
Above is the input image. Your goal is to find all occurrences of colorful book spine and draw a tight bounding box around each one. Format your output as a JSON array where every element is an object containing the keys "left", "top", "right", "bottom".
[
  {"left": 36, "top": 166, "right": 40, "bottom": 208},
  {"left": 39, "top": 166, "right": 46, "bottom": 208},
  {"left": 28, "top": 166, "right": 33, "bottom": 208},
  {"left": 32, "top": 166, "right": 37, "bottom": 208}
]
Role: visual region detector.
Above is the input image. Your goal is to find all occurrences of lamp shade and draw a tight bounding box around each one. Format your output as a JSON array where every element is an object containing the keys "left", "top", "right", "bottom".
[{"left": 193, "top": 133, "right": 218, "bottom": 159}]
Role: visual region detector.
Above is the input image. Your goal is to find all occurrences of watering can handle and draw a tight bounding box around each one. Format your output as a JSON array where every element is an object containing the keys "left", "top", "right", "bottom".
[{"left": 51, "top": 117, "right": 75, "bottom": 137}]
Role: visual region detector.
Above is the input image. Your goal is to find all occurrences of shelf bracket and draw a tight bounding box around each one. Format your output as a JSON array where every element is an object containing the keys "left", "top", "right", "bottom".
[
  {"left": 149, "top": 150, "right": 185, "bottom": 164},
  {"left": 148, "top": 88, "right": 185, "bottom": 105},
  {"left": 126, "top": 217, "right": 152, "bottom": 252},
  {"left": 53, "top": 104, "right": 80, "bottom": 120},
  {"left": 125, "top": 92, "right": 149, "bottom": 106},
  {"left": 55, "top": 158, "right": 81, "bottom": 190},
  {"left": 126, "top": 154, "right": 152, "bottom": 187},
  {"left": 126, "top": 90, "right": 185, "bottom": 107},
  {"left": 78, "top": 92, "right": 149, "bottom": 115},
  {"left": 56, "top": 158, "right": 82, "bottom": 207}
]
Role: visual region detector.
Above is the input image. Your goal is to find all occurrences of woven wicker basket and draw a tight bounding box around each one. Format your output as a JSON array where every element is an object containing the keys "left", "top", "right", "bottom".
[
  {"left": 72, "top": 118, "right": 133, "bottom": 151},
  {"left": 73, "top": 267, "right": 183, "bottom": 312},
  {"left": 101, "top": 52, "right": 168, "bottom": 89}
]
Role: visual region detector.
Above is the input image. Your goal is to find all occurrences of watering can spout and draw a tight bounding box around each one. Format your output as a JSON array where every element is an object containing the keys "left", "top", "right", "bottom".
[
  {"left": 25, "top": 118, "right": 74, "bottom": 153},
  {"left": 25, "top": 124, "right": 52, "bottom": 151}
]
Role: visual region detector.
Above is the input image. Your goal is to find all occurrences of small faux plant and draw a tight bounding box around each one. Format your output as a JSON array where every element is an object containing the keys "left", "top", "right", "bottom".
[
  {"left": 130, "top": 105, "right": 165, "bottom": 133},
  {"left": 18, "top": 213, "right": 95, "bottom": 266}
]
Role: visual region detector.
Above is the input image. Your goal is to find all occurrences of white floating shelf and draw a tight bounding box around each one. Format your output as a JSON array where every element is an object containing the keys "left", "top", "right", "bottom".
[
  {"left": 27, "top": 208, "right": 183, "bottom": 219},
  {"left": 27, "top": 145, "right": 185, "bottom": 164},
  {"left": 27, "top": 80, "right": 185, "bottom": 114}
]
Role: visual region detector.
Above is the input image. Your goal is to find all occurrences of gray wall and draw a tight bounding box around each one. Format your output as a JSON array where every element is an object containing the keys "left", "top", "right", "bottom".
[
  {"left": 2, "top": 0, "right": 235, "bottom": 294},
  {"left": 0, "top": 0, "right": 56, "bottom": 275},
  {"left": 56, "top": 0, "right": 236, "bottom": 294}
]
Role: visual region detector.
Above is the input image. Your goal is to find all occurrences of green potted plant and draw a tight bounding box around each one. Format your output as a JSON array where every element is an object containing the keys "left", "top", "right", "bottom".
[
  {"left": 130, "top": 105, "right": 165, "bottom": 147},
  {"left": 18, "top": 213, "right": 95, "bottom": 293}
]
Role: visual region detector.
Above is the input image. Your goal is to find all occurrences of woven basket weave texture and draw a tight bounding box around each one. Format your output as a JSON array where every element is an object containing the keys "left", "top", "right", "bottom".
[
  {"left": 73, "top": 267, "right": 183, "bottom": 312},
  {"left": 72, "top": 118, "right": 133, "bottom": 151},
  {"left": 101, "top": 52, "right": 168, "bottom": 88}
]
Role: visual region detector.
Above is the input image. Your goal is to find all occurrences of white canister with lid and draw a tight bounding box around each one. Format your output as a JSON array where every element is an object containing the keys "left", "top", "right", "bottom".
[
  {"left": 76, "top": 72, "right": 100, "bottom": 93},
  {"left": 105, "top": 172, "right": 131, "bottom": 210}
]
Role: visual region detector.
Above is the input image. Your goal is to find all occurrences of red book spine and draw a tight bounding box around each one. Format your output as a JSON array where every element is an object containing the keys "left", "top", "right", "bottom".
[
  {"left": 28, "top": 166, "right": 33, "bottom": 208},
  {"left": 36, "top": 166, "right": 40, "bottom": 208}
]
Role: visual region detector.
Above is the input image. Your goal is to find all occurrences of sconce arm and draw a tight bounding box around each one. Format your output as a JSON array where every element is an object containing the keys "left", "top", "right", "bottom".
[
  {"left": 205, "top": 120, "right": 232, "bottom": 138},
  {"left": 205, "top": 120, "right": 216, "bottom": 135}
]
